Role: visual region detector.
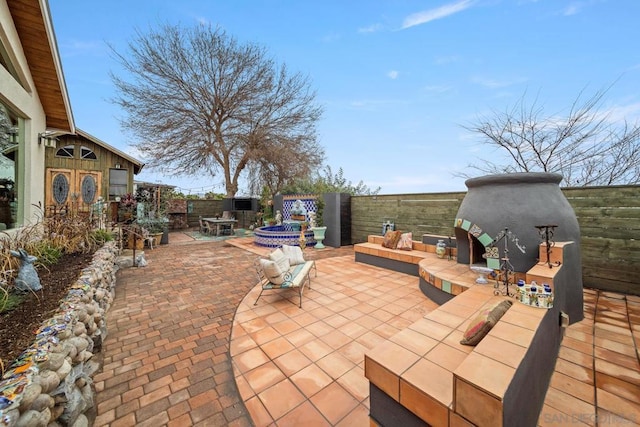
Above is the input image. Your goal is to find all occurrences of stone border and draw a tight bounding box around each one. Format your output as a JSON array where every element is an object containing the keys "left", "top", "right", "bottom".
[{"left": 0, "top": 242, "right": 119, "bottom": 427}]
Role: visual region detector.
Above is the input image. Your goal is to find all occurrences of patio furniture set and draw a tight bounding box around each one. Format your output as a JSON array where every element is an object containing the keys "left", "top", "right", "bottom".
[{"left": 199, "top": 216, "right": 238, "bottom": 237}]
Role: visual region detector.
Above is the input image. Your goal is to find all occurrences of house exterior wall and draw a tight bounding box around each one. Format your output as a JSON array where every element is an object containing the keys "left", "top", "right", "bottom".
[
  {"left": 0, "top": 0, "right": 48, "bottom": 227},
  {"left": 46, "top": 134, "right": 137, "bottom": 202}
]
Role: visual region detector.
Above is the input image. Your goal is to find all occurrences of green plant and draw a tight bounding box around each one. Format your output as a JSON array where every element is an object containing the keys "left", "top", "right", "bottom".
[
  {"left": 25, "top": 240, "right": 63, "bottom": 268},
  {"left": 136, "top": 218, "right": 166, "bottom": 234},
  {"left": 0, "top": 290, "right": 23, "bottom": 313},
  {"left": 90, "top": 229, "right": 114, "bottom": 246},
  {"left": 314, "top": 196, "right": 324, "bottom": 227}
]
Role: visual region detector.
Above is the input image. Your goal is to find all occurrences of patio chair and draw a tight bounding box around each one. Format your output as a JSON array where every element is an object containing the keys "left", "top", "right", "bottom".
[
  {"left": 199, "top": 216, "right": 211, "bottom": 235},
  {"left": 141, "top": 227, "right": 155, "bottom": 249}
]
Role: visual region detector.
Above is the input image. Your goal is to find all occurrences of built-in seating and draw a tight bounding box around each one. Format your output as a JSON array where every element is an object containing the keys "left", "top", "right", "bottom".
[
  {"left": 358, "top": 235, "right": 577, "bottom": 426},
  {"left": 354, "top": 234, "right": 451, "bottom": 276}
]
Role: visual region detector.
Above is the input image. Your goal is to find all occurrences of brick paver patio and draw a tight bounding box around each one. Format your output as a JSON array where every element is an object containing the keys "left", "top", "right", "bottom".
[
  {"left": 93, "top": 234, "right": 258, "bottom": 426},
  {"left": 93, "top": 232, "right": 640, "bottom": 426}
]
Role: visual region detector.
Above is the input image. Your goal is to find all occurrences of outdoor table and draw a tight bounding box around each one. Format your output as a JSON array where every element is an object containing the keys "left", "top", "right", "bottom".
[{"left": 203, "top": 218, "right": 238, "bottom": 236}]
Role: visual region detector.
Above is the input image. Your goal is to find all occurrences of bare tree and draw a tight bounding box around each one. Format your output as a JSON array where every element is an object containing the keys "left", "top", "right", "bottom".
[
  {"left": 110, "top": 23, "right": 324, "bottom": 197},
  {"left": 462, "top": 85, "right": 640, "bottom": 186},
  {"left": 247, "top": 136, "right": 321, "bottom": 199}
]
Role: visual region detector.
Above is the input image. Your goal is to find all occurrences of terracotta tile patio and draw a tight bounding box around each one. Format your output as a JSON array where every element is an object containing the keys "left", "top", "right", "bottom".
[{"left": 94, "top": 233, "right": 640, "bottom": 426}]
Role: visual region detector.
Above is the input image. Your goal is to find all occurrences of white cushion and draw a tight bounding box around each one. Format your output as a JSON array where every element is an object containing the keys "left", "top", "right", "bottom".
[
  {"left": 269, "top": 248, "right": 290, "bottom": 271},
  {"left": 269, "top": 248, "right": 285, "bottom": 262},
  {"left": 259, "top": 259, "right": 286, "bottom": 285},
  {"left": 281, "top": 244, "right": 306, "bottom": 265}
]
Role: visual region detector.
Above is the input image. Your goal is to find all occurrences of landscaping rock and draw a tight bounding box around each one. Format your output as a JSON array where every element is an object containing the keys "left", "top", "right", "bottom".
[{"left": 0, "top": 242, "right": 118, "bottom": 426}]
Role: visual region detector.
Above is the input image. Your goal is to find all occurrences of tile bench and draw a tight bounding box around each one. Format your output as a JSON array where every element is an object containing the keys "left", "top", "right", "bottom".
[
  {"left": 360, "top": 239, "right": 580, "bottom": 426},
  {"left": 355, "top": 234, "right": 456, "bottom": 277}
]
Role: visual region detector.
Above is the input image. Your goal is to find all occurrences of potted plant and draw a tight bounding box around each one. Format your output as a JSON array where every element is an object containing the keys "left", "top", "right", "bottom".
[
  {"left": 137, "top": 217, "right": 166, "bottom": 246},
  {"left": 311, "top": 196, "right": 327, "bottom": 249}
]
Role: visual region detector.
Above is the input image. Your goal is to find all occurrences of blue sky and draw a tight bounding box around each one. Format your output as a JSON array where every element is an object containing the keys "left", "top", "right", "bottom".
[{"left": 48, "top": 0, "right": 640, "bottom": 196}]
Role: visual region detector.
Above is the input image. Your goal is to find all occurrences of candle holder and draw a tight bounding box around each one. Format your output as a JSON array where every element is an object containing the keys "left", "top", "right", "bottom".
[
  {"left": 490, "top": 228, "right": 525, "bottom": 297},
  {"left": 535, "top": 224, "right": 560, "bottom": 268}
]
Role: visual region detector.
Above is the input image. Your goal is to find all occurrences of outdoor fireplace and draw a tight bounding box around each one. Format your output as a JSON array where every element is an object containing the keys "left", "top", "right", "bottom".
[{"left": 454, "top": 173, "right": 581, "bottom": 273}]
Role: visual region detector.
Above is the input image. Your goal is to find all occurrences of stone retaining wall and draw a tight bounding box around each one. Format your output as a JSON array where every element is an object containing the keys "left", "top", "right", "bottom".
[{"left": 0, "top": 242, "right": 119, "bottom": 427}]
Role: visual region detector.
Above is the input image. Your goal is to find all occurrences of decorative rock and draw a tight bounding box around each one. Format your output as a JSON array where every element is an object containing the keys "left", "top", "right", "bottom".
[
  {"left": 58, "top": 329, "right": 72, "bottom": 340},
  {"left": 76, "top": 309, "right": 88, "bottom": 322},
  {"left": 68, "top": 337, "right": 89, "bottom": 353},
  {"left": 1, "top": 408, "right": 19, "bottom": 427},
  {"left": 1, "top": 243, "right": 119, "bottom": 427},
  {"left": 56, "top": 359, "right": 72, "bottom": 381},
  {"left": 79, "top": 350, "right": 93, "bottom": 362},
  {"left": 85, "top": 304, "right": 96, "bottom": 315},
  {"left": 18, "top": 383, "right": 41, "bottom": 412},
  {"left": 15, "top": 408, "right": 48, "bottom": 427},
  {"left": 71, "top": 414, "right": 89, "bottom": 427},
  {"left": 30, "top": 394, "right": 55, "bottom": 412},
  {"left": 73, "top": 323, "right": 86, "bottom": 336},
  {"left": 50, "top": 406, "right": 65, "bottom": 422},
  {"left": 34, "top": 370, "right": 60, "bottom": 394},
  {"left": 40, "top": 353, "right": 65, "bottom": 371},
  {"left": 94, "top": 289, "right": 105, "bottom": 301},
  {"left": 63, "top": 342, "right": 77, "bottom": 359}
]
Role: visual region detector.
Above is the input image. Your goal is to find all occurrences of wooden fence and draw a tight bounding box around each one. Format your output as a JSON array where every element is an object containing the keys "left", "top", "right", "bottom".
[{"left": 351, "top": 185, "right": 640, "bottom": 296}]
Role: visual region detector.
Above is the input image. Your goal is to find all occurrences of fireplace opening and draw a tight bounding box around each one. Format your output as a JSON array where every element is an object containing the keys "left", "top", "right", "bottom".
[
  {"left": 453, "top": 228, "right": 489, "bottom": 267},
  {"left": 469, "top": 234, "right": 486, "bottom": 266}
]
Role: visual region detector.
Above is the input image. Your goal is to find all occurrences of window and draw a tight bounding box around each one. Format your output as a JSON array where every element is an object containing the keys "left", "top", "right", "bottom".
[
  {"left": 0, "top": 39, "right": 20, "bottom": 85},
  {"left": 56, "top": 145, "right": 74, "bottom": 158},
  {"left": 109, "top": 168, "right": 128, "bottom": 199},
  {"left": 80, "top": 146, "right": 97, "bottom": 160},
  {"left": 0, "top": 104, "right": 19, "bottom": 230}
]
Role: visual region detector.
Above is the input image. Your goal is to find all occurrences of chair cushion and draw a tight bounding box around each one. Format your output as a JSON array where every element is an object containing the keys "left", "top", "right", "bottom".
[
  {"left": 269, "top": 248, "right": 291, "bottom": 272},
  {"left": 460, "top": 300, "right": 513, "bottom": 346},
  {"left": 259, "top": 259, "right": 287, "bottom": 285},
  {"left": 281, "top": 244, "right": 306, "bottom": 266}
]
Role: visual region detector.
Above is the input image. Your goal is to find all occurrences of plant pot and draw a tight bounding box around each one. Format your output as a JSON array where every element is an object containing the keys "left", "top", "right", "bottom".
[
  {"left": 152, "top": 233, "right": 163, "bottom": 247},
  {"left": 312, "top": 226, "right": 327, "bottom": 249},
  {"left": 127, "top": 233, "right": 144, "bottom": 250}
]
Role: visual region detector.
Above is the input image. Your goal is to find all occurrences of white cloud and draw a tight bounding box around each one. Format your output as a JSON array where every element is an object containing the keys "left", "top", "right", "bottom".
[
  {"left": 60, "top": 39, "right": 104, "bottom": 57},
  {"left": 434, "top": 55, "right": 461, "bottom": 65},
  {"left": 471, "top": 76, "right": 527, "bottom": 89},
  {"left": 321, "top": 32, "right": 341, "bottom": 43},
  {"left": 349, "top": 98, "right": 407, "bottom": 111},
  {"left": 598, "top": 102, "right": 640, "bottom": 123},
  {"left": 401, "top": 0, "right": 475, "bottom": 30},
  {"left": 424, "top": 85, "right": 452, "bottom": 93},
  {"left": 562, "top": 2, "right": 584, "bottom": 16},
  {"left": 358, "top": 23, "right": 383, "bottom": 34},
  {"left": 388, "top": 70, "right": 399, "bottom": 79},
  {"left": 368, "top": 173, "right": 467, "bottom": 193}
]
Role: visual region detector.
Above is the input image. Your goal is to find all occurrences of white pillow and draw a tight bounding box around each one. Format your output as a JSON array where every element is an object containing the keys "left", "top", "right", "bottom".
[
  {"left": 281, "top": 244, "right": 306, "bottom": 266},
  {"left": 269, "top": 248, "right": 290, "bottom": 271},
  {"left": 269, "top": 248, "right": 285, "bottom": 261},
  {"left": 259, "top": 259, "right": 286, "bottom": 285}
]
